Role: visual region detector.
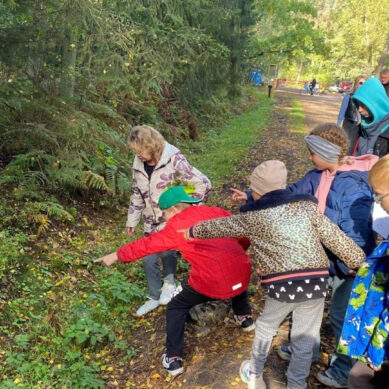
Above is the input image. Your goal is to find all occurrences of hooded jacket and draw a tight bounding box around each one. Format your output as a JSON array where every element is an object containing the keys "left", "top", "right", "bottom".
[
  {"left": 126, "top": 142, "right": 211, "bottom": 234},
  {"left": 352, "top": 77, "right": 389, "bottom": 157},
  {"left": 287, "top": 155, "right": 376, "bottom": 277},
  {"left": 118, "top": 206, "right": 251, "bottom": 299},
  {"left": 338, "top": 241, "right": 389, "bottom": 369}
]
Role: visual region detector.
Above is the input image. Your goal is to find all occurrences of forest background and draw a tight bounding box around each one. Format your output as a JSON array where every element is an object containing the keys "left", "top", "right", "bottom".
[{"left": 0, "top": 0, "right": 388, "bottom": 388}]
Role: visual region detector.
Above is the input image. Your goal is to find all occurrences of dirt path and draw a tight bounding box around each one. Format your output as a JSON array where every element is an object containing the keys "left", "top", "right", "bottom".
[{"left": 115, "top": 90, "right": 342, "bottom": 389}]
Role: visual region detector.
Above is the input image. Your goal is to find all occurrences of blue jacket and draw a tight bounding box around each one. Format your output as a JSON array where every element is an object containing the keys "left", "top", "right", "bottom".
[
  {"left": 287, "top": 169, "right": 375, "bottom": 277},
  {"left": 338, "top": 241, "right": 389, "bottom": 368},
  {"left": 337, "top": 93, "right": 360, "bottom": 126}
]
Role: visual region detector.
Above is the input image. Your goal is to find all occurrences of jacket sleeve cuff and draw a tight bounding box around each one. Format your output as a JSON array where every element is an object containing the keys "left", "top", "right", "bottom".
[
  {"left": 116, "top": 246, "right": 129, "bottom": 262},
  {"left": 246, "top": 189, "right": 254, "bottom": 203}
]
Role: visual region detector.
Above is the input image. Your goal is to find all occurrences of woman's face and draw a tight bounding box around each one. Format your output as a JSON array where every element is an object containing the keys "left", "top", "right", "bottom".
[
  {"left": 130, "top": 142, "right": 154, "bottom": 163},
  {"left": 355, "top": 78, "right": 365, "bottom": 90}
]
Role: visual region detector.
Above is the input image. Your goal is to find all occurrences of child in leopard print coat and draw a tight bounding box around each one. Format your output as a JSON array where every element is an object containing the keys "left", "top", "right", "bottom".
[{"left": 183, "top": 160, "right": 366, "bottom": 389}]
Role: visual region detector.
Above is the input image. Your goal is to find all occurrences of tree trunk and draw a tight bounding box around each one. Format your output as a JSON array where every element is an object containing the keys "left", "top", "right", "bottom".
[
  {"left": 296, "top": 61, "right": 303, "bottom": 84},
  {"left": 375, "top": 32, "right": 389, "bottom": 75},
  {"left": 60, "top": 28, "right": 77, "bottom": 98}
]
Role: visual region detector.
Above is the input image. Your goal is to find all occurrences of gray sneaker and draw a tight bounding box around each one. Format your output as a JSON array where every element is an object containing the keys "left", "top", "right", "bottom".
[
  {"left": 316, "top": 370, "right": 347, "bottom": 388},
  {"left": 239, "top": 360, "right": 266, "bottom": 389}
]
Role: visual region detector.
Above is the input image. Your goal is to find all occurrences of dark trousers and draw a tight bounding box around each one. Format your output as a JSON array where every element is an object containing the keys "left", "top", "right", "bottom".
[{"left": 166, "top": 281, "right": 251, "bottom": 357}]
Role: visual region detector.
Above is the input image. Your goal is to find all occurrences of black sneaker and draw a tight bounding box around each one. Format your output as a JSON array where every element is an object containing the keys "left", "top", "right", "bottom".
[
  {"left": 234, "top": 314, "right": 255, "bottom": 332},
  {"left": 162, "top": 354, "right": 184, "bottom": 376}
]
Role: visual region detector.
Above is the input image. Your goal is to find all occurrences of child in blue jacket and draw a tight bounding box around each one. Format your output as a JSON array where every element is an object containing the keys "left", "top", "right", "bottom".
[
  {"left": 287, "top": 124, "right": 376, "bottom": 388},
  {"left": 231, "top": 123, "right": 377, "bottom": 388}
]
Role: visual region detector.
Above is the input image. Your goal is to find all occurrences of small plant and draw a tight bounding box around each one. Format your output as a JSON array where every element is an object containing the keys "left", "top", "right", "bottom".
[
  {"left": 63, "top": 317, "right": 114, "bottom": 348},
  {"left": 0, "top": 230, "right": 29, "bottom": 279}
]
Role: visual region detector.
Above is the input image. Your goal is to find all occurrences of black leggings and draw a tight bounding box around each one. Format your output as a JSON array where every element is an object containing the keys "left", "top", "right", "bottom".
[{"left": 166, "top": 281, "right": 251, "bottom": 357}]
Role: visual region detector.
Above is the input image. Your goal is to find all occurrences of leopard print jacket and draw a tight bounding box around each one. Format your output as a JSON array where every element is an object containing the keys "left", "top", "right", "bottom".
[{"left": 193, "top": 200, "right": 365, "bottom": 277}]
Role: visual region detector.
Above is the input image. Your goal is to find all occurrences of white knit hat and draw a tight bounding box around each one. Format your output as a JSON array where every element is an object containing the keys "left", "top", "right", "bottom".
[{"left": 249, "top": 160, "right": 288, "bottom": 196}]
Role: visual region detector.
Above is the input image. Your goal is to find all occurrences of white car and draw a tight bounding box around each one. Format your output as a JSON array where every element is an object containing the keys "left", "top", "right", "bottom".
[{"left": 328, "top": 85, "right": 339, "bottom": 93}]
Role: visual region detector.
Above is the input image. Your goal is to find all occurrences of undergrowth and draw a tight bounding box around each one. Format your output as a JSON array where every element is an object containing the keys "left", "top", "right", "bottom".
[{"left": 0, "top": 88, "right": 272, "bottom": 388}]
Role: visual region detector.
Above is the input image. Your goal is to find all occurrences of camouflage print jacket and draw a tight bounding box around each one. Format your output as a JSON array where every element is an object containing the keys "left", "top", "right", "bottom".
[{"left": 126, "top": 142, "right": 211, "bottom": 234}]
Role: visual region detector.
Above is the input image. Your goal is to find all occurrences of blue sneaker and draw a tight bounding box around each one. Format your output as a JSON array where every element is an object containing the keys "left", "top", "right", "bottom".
[
  {"left": 277, "top": 345, "right": 292, "bottom": 361},
  {"left": 277, "top": 344, "right": 319, "bottom": 362},
  {"left": 316, "top": 370, "right": 347, "bottom": 388},
  {"left": 239, "top": 360, "right": 266, "bottom": 389}
]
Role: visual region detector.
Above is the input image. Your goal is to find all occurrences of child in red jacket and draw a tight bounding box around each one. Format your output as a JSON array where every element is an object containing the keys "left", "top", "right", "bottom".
[{"left": 94, "top": 186, "right": 253, "bottom": 376}]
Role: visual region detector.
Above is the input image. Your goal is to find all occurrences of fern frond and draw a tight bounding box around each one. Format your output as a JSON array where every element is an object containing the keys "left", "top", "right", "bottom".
[{"left": 84, "top": 171, "right": 112, "bottom": 193}]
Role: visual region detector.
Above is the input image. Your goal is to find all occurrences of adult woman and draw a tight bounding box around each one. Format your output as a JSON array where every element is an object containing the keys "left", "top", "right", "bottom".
[
  {"left": 337, "top": 75, "right": 365, "bottom": 154},
  {"left": 126, "top": 125, "right": 211, "bottom": 316}
]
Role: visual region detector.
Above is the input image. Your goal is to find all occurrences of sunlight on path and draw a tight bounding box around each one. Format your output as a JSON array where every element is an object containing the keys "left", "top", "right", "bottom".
[{"left": 276, "top": 88, "right": 342, "bottom": 130}]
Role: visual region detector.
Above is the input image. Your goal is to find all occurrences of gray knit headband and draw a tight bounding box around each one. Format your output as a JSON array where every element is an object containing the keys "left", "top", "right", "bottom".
[{"left": 304, "top": 135, "right": 342, "bottom": 163}]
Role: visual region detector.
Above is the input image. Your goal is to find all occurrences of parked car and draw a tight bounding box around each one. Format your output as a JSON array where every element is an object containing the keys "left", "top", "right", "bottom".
[
  {"left": 328, "top": 84, "right": 339, "bottom": 93},
  {"left": 338, "top": 81, "right": 353, "bottom": 93}
]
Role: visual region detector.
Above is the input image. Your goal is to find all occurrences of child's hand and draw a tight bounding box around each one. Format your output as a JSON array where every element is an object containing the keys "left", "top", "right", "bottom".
[
  {"left": 230, "top": 188, "right": 248, "bottom": 201},
  {"left": 94, "top": 252, "right": 118, "bottom": 267},
  {"left": 177, "top": 229, "right": 194, "bottom": 241}
]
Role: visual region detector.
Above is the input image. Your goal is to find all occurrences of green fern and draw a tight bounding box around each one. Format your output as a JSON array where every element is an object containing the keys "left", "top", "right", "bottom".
[{"left": 84, "top": 171, "right": 112, "bottom": 193}]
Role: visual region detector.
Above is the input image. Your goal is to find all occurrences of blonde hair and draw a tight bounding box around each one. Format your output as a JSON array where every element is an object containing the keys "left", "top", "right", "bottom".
[
  {"left": 128, "top": 125, "right": 165, "bottom": 162},
  {"left": 351, "top": 75, "right": 365, "bottom": 93},
  {"left": 369, "top": 155, "right": 389, "bottom": 191},
  {"left": 310, "top": 123, "right": 348, "bottom": 163}
]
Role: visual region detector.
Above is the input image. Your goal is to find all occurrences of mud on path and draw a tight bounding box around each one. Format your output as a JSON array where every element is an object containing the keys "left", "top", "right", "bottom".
[{"left": 113, "top": 91, "right": 341, "bottom": 389}]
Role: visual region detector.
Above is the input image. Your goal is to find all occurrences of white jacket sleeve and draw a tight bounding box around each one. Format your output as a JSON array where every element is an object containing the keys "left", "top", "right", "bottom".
[
  {"left": 172, "top": 153, "right": 211, "bottom": 201},
  {"left": 126, "top": 177, "right": 145, "bottom": 228}
]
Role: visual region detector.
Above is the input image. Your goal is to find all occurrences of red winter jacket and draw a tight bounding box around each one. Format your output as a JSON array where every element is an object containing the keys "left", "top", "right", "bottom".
[{"left": 117, "top": 205, "right": 252, "bottom": 299}]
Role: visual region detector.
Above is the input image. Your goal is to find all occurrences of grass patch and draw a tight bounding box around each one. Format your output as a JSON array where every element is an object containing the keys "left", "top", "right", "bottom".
[
  {"left": 289, "top": 99, "right": 306, "bottom": 136},
  {"left": 179, "top": 89, "right": 273, "bottom": 186}
]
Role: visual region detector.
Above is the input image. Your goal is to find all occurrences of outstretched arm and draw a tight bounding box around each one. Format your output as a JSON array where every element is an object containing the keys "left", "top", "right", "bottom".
[
  {"left": 190, "top": 213, "right": 251, "bottom": 240},
  {"left": 94, "top": 225, "right": 178, "bottom": 266},
  {"left": 312, "top": 209, "right": 366, "bottom": 269}
]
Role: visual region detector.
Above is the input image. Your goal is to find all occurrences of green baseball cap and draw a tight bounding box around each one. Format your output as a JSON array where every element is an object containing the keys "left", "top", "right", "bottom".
[{"left": 158, "top": 186, "right": 201, "bottom": 210}]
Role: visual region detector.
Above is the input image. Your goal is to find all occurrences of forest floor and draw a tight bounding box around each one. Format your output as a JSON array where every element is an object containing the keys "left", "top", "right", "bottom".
[{"left": 110, "top": 89, "right": 343, "bottom": 389}]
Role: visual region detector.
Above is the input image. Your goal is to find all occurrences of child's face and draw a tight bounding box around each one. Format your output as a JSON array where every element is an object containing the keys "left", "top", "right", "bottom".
[
  {"left": 373, "top": 186, "right": 389, "bottom": 213},
  {"left": 357, "top": 102, "right": 371, "bottom": 118},
  {"left": 309, "top": 151, "right": 334, "bottom": 171},
  {"left": 162, "top": 207, "right": 177, "bottom": 221}
]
